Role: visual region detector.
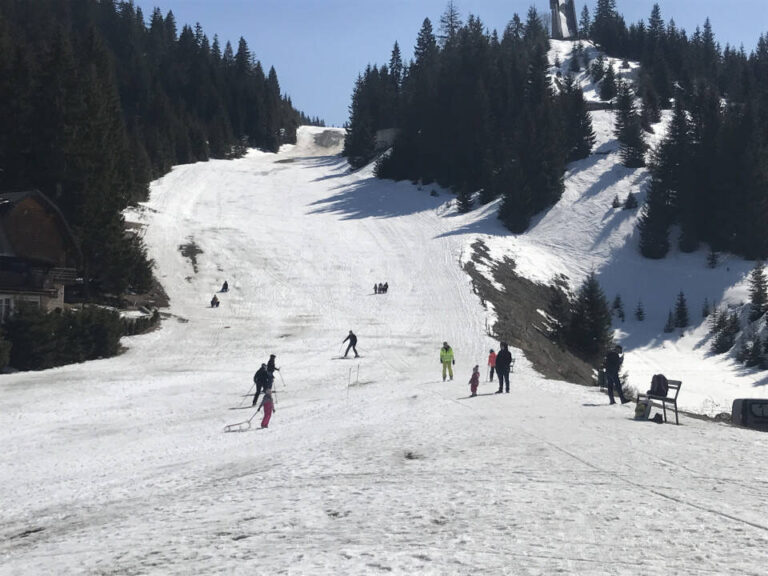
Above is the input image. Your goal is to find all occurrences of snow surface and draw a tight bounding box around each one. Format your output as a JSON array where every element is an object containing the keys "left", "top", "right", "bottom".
[{"left": 3, "top": 125, "right": 768, "bottom": 574}]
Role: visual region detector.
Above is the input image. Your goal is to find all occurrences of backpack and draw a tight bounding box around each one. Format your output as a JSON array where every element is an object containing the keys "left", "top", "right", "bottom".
[{"left": 649, "top": 374, "right": 669, "bottom": 397}]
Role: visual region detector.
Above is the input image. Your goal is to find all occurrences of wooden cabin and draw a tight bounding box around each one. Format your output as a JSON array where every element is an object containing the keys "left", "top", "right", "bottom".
[{"left": 0, "top": 190, "right": 82, "bottom": 321}]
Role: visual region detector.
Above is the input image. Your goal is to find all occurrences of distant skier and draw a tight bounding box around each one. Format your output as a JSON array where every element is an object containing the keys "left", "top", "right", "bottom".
[
  {"left": 377, "top": 282, "right": 384, "bottom": 294},
  {"left": 374, "top": 284, "right": 378, "bottom": 294},
  {"left": 343, "top": 330, "right": 359, "bottom": 358},
  {"left": 495, "top": 342, "right": 512, "bottom": 393},
  {"left": 440, "top": 342, "right": 455, "bottom": 381},
  {"left": 469, "top": 365, "right": 480, "bottom": 397},
  {"left": 252, "top": 364, "right": 270, "bottom": 406},
  {"left": 257, "top": 389, "right": 275, "bottom": 428},
  {"left": 382, "top": 282, "right": 388, "bottom": 293},
  {"left": 267, "top": 354, "right": 280, "bottom": 374},
  {"left": 221, "top": 280, "right": 229, "bottom": 293},
  {"left": 487, "top": 348, "right": 497, "bottom": 381},
  {"left": 210, "top": 294, "right": 220, "bottom": 308},
  {"left": 604, "top": 345, "right": 629, "bottom": 405}
]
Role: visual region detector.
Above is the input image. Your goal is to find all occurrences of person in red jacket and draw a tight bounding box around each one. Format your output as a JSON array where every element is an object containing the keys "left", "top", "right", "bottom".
[
  {"left": 487, "top": 349, "right": 497, "bottom": 381},
  {"left": 469, "top": 365, "right": 480, "bottom": 397}
]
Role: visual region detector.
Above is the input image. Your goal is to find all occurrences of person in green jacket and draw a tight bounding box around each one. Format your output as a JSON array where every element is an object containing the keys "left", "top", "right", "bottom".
[{"left": 440, "top": 342, "right": 455, "bottom": 381}]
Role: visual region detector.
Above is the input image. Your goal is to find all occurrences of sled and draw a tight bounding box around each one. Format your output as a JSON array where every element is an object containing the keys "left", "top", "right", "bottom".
[{"left": 224, "top": 411, "right": 259, "bottom": 433}]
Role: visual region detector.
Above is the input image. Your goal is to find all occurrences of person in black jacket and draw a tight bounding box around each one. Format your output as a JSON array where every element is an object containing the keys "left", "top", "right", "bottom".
[
  {"left": 343, "top": 330, "right": 359, "bottom": 358},
  {"left": 252, "top": 364, "right": 270, "bottom": 406},
  {"left": 604, "top": 345, "right": 628, "bottom": 404},
  {"left": 495, "top": 342, "right": 513, "bottom": 394},
  {"left": 267, "top": 354, "right": 279, "bottom": 374}
]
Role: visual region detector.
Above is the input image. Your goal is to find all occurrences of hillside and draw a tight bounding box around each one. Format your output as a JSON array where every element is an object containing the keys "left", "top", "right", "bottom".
[{"left": 2, "top": 125, "right": 768, "bottom": 574}]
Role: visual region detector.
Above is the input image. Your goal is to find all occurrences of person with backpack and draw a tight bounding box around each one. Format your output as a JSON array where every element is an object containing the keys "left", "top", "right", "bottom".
[
  {"left": 495, "top": 342, "right": 513, "bottom": 393},
  {"left": 257, "top": 389, "right": 276, "bottom": 429},
  {"left": 469, "top": 365, "right": 480, "bottom": 397},
  {"left": 343, "top": 330, "right": 359, "bottom": 358},
  {"left": 373, "top": 283, "right": 378, "bottom": 294},
  {"left": 221, "top": 280, "right": 228, "bottom": 293},
  {"left": 440, "top": 342, "right": 455, "bottom": 381},
  {"left": 487, "top": 349, "right": 497, "bottom": 381},
  {"left": 252, "top": 364, "right": 270, "bottom": 406},
  {"left": 604, "top": 345, "right": 629, "bottom": 404},
  {"left": 382, "top": 282, "right": 388, "bottom": 293},
  {"left": 210, "top": 294, "right": 220, "bottom": 308}
]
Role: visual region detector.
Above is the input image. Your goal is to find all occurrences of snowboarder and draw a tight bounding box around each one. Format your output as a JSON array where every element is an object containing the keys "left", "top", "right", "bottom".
[
  {"left": 374, "top": 284, "right": 378, "bottom": 294},
  {"left": 440, "top": 342, "right": 455, "bottom": 381},
  {"left": 343, "top": 330, "right": 359, "bottom": 358},
  {"left": 487, "top": 348, "right": 497, "bottom": 381},
  {"left": 257, "top": 389, "right": 275, "bottom": 428},
  {"left": 495, "top": 342, "right": 512, "bottom": 393},
  {"left": 604, "top": 345, "right": 629, "bottom": 404},
  {"left": 267, "top": 354, "right": 280, "bottom": 374},
  {"left": 210, "top": 294, "right": 220, "bottom": 308},
  {"left": 221, "top": 280, "right": 229, "bottom": 293},
  {"left": 382, "top": 282, "right": 388, "bottom": 293},
  {"left": 469, "top": 365, "right": 480, "bottom": 396},
  {"left": 252, "top": 364, "right": 270, "bottom": 406}
]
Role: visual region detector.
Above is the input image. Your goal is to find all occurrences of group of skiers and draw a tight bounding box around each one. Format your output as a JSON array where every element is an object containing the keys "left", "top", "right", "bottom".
[
  {"left": 252, "top": 354, "right": 280, "bottom": 428},
  {"left": 373, "top": 282, "right": 389, "bottom": 294},
  {"left": 210, "top": 280, "right": 229, "bottom": 308},
  {"left": 441, "top": 340, "right": 515, "bottom": 396}
]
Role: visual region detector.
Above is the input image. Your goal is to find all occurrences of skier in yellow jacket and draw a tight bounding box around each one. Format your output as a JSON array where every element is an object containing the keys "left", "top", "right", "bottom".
[{"left": 440, "top": 342, "right": 455, "bottom": 381}]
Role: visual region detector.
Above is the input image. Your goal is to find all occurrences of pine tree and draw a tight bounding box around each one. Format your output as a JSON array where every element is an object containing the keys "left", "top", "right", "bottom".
[
  {"left": 707, "top": 247, "right": 719, "bottom": 268},
  {"left": 674, "top": 291, "right": 690, "bottom": 327},
  {"left": 612, "top": 294, "right": 625, "bottom": 322},
  {"left": 623, "top": 192, "right": 638, "bottom": 209},
  {"left": 614, "top": 81, "right": 647, "bottom": 167},
  {"left": 590, "top": 54, "right": 605, "bottom": 83},
  {"left": 567, "top": 272, "right": 613, "bottom": 363},
  {"left": 663, "top": 310, "right": 675, "bottom": 333},
  {"left": 635, "top": 300, "right": 645, "bottom": 321},
  {"left": 749, "top": 261, "right": 768, "bottom": 321},
  {"left": 599, "top": 62, "right": 617, "bottom": 101},
  {"left": 579, "top": 5, "right": 591, "bottom": 40},
  {"left": 559, "top": 74, "right": 595, "bottom": 161},
  {"left": 611, "top": 194, "right": 621, "bottom": 208}
]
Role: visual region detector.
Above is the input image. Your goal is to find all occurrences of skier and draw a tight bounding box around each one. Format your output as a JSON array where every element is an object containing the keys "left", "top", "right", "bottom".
[
  {"left": 604, "top": 345, "right": 629, "bottom": 404},
  {"left": 383, "top": 282, "right": 388, "bottom": 293},
  {"left": 210, "top": 294, "right": 220, "bottom": 308},
  {"left": 440, "top": 342, "right": 455, "bottom": 381},
  {"left": 221, "top": 280, "right": 229, "bottom": 293},
  {"left": 377, "top": 282, "right": 384, "bottom": 294},
  {"left": 495, "top": 342, "right": 512, "bottom": 393},
  {"left": 469, "top": 365, "right": 480, "bottom": 397},
  {"left": 267, "top": 354, "right": 280, "bottom": 374},
  {"left": 343, "top": 330, "right": 359, "bottom": 358},
  {"left": 257, "top": 389, "right": 276, "bottom": 428},
  {"left": 374, "top": 284, "right": 378, "bottom": 294},
  {"left": 252, "top": 364, "right": 270, "bottom": 406},
  {"left": 487, "top": 348, "right": 497, "bottom": 381}
]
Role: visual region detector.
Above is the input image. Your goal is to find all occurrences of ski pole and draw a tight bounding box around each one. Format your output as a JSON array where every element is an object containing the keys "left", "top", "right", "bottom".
[
  {"left": 239, "top": 383, "right": 256, "bottom": 407},
  {"left": 278, "top": 370, "right": 286, "bottom": 389}
]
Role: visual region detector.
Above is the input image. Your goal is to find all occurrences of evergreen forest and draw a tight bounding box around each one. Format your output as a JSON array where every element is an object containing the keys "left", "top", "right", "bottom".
[
  {"left": 343, "top": 1, "right": 768, "bottom": 260},
  {"left": 0, "top": 0, "right": 317, "bottom": 295}
]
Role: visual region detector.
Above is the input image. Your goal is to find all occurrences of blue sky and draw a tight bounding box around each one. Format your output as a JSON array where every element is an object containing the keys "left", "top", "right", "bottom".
[{"left": 133, "top": 1, "right": 768, "bottom": 127}]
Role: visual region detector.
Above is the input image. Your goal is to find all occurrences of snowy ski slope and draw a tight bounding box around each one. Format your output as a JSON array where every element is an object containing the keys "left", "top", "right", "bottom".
[{"left": 2, "top": 125, "right": 768, "bottom": 575}]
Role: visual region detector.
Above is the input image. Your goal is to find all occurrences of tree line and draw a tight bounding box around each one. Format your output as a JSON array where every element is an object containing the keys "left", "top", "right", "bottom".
[
  {"left": 0, "top": 0, "right": 313, "bottom": 295},
  {"left": 343, "top": 3, "right": 595, "bottom": 232},
  {"left": 585, "top": 0, "right": 768, "bottom": 260}
]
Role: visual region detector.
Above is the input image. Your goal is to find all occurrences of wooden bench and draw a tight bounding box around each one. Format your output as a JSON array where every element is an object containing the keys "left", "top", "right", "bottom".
[{"left": 637, "top": 380, "right": 682, "bottom": 425}]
